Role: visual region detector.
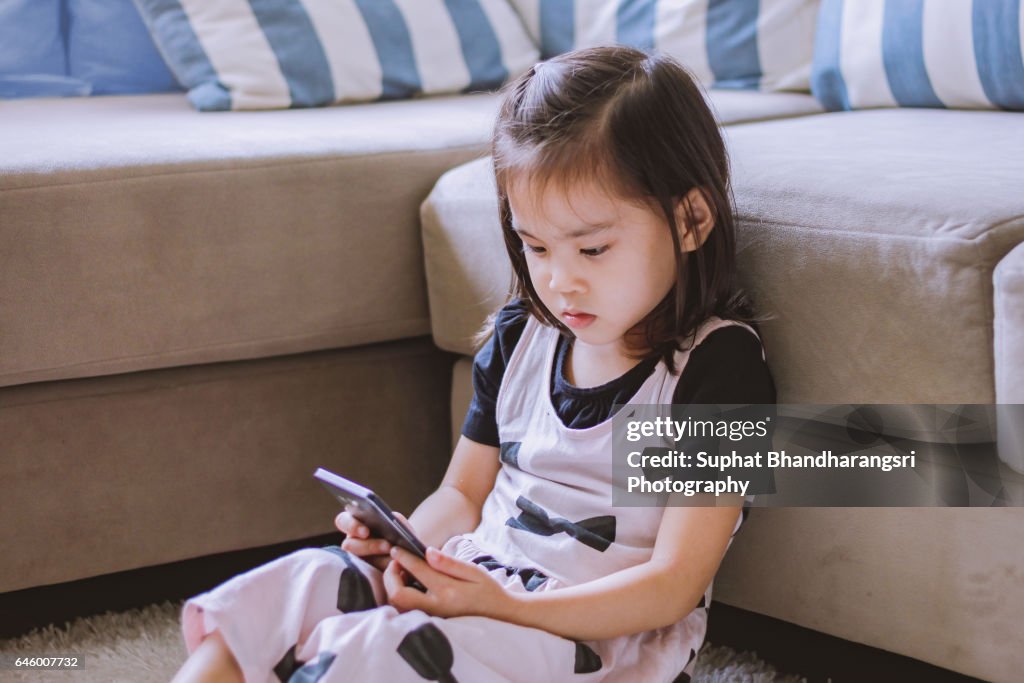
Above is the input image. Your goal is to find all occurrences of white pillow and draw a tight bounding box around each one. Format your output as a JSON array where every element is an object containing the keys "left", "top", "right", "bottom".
[
  {"left": 508, "top": 0, "right": 818, "bottom": 91},
  {"left": 133, "top": 0, "right": 539, "bottom": 111}
]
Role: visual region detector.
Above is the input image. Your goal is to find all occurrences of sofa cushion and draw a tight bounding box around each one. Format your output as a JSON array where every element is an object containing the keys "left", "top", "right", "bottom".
[
  {"left": 423, "top": 107, "right": 1024, "bottom": 405},
  {"left": 703, "top": 89, "right": 823, "bottom": 125},
  {"left": 0, "top": 92, "right": 501, "bottom": 389},
  {"left": 725, "top": 108, "right": 1024, "bottom": 403}
]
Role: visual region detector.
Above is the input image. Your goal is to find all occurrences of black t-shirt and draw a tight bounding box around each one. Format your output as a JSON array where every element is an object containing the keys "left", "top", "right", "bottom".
[{"left": 462, "top": 299, "right": 777, "bottom": 447}]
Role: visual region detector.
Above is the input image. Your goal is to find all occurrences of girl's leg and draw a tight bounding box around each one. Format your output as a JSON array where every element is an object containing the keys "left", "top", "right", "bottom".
[
  {"left": 171, "top": 630, "right": 243, "bottom": 683},
  {"left": 179, "top": 546, "right": 389, "bottom": 681}
]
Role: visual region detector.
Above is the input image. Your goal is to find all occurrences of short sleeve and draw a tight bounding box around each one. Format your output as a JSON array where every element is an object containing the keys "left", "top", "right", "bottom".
[
  {"left": 673, "top": 325, "right": 776, "bottom": 405},
  {"left": 673, "top": 324, "right": 777, "bottom": 496},
  {"left": 460, "top": 299, "right": 531, "bottom": 447}
]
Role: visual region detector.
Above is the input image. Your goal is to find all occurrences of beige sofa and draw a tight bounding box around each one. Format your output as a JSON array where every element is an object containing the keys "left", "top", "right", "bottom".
[
  {"left": 1, "top": 92, "right": 503, "bottom": 593},
  {"left": 421, "top": 100, "right": 1024, "bottom": 682},
  {"left": 0, "top": 88, "right": 820, "bottom": 598}
]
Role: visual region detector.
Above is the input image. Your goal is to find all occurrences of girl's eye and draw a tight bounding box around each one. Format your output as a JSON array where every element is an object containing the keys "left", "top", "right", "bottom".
[
  {"left": 523, "top": 244, "right": 546, "bottom": 255},
  {"left": 580, "top": 245, "right": 609, "bottom": 257}
]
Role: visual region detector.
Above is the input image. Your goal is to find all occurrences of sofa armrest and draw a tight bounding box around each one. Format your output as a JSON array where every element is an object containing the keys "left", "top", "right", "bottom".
[
  {"left": 995, "top": 242, "right": 1024, "bottom": 472},
  {"left": 421, "top": 157, "right": 511, "bottom": 356}
]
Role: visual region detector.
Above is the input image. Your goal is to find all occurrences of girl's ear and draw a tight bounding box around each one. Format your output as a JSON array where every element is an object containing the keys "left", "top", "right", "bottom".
[{"left": 673, "top": 188, "right": 715, "bottom": 252}]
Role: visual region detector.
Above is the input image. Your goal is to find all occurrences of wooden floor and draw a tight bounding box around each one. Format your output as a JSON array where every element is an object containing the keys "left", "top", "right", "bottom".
[{"left": 1, "top": 534, "right": 988, "bottom": 683}]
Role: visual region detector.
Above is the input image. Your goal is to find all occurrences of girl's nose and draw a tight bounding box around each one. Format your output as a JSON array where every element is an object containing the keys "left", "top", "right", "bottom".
[{"left": 547, "top": 261, "right": 584, "bottom": 294}]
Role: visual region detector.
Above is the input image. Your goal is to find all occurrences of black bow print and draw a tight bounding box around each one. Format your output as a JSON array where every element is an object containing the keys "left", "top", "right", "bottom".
[
  {"left": 505, "top": 496, "right": 616, "bottom": 552},
  {"left": 574, "top": 642, "right": 603, "bottom": 674},
  {"left": 499, "top": 441, "right": 521, "bottom": 469},
  {"left": 337, "top": 550, "right": 378, "bottom": 612},
  {"left": 320, "top": 546, "right": 378, "bottom": 612},
  {"left": 274, "top": 645, "right": 336, "bottom": 683},
  {"left": 669, "top": 648, "right": 698, "bottom": 682},
  {"left": 274, "top": 644, "right": 302, "bottom": 682},
  {"left": 397, "top": 623, "right": 459, "bottom": 683},
  {"left": 470, "top": 554, "right": 549, "bottom": 591}
]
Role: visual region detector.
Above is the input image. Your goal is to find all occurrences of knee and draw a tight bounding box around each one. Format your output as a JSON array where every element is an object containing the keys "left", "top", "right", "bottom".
[{"left": 172, "top": 630, "right": 242, "bottom": 683}]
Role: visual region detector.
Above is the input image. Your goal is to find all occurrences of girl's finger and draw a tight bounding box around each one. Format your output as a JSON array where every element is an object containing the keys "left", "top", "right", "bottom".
[
  {"left": 389, "top": 547, "right": 440, "bottom": 591},
  {"left": 393, "top": 511, "right": 413, "bottom": 533},
  {"left": 389, "top": 546, "right": 429, "bottom": 572},
  {"left": 340, "top": 537, "right": 392, "bottom": 558},
  {"left": 382, "top": 561, "right": 405, "bottom": 607},
  {"left": 365, "top": 555, "right": 392, "bottom": 572},
  {"left": 382, "top": 559, "right": 399, "bottom": 589},
  {"left": 424, "top": 547, "right": 481, "bottom": 581},
  {"left": 334, "top": 511, "right": 368, "bottom": 538},
  {"left": 384, "top": 561, "right": 429, "bottom": 612}
]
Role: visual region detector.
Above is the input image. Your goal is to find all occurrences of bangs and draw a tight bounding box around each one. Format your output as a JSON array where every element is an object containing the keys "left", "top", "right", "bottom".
[{"left": 494, "top": 131, "right": 647, "bottom": 215}]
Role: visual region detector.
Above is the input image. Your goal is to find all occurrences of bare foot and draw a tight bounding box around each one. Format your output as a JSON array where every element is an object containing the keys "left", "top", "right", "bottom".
[{"left": 171, "top": 630, "right": 243, "bottom": 683}]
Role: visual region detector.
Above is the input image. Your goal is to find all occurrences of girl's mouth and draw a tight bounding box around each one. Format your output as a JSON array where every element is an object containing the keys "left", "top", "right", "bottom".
[{"left": 563, "top": 312, "right": 596, "bottom": 329}]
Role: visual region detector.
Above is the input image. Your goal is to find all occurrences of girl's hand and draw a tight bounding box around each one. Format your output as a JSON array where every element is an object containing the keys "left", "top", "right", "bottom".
[
  {"left": 336, "top": 510, "right": 414, "bottom": 572},
  {"left": 384, "top": 546, "right": 512, "bottom": 620}
]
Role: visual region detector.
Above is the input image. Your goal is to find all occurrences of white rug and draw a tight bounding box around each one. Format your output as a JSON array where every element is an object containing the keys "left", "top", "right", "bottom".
[{"left": 0, "top": 601, "right": 806, "bottom": 682}]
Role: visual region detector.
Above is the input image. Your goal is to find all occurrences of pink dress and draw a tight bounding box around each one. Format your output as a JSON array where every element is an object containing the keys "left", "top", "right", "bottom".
[{"left": 181, "top": 315, "right": 753, "bottom": 683}]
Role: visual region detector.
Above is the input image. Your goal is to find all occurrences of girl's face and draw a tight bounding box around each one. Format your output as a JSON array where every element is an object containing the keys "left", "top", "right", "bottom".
[{"left": 508, "top": 178, "right": 679, "bottom": 360}]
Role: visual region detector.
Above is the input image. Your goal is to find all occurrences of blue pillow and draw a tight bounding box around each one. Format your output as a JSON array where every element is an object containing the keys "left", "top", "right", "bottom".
[
  {"left": 508, "top": 0, "right": 819, "bottom": 91},
  {"left": 812, "top": 0, "right": 1024, "bottom": 111},
  {"left": 132, "top": 0, "right": 539, "bottom": 111},
  {"left": 67, "top": 0, "right": 181, "bottom": 95},
  {"left": 0, "top": 0, "right": 79, "bottom": 98}
]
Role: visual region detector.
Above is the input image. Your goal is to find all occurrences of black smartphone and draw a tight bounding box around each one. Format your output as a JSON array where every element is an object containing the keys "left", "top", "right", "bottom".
[{"left": 314, "top": 467, "right": 428, "bottom": 560}]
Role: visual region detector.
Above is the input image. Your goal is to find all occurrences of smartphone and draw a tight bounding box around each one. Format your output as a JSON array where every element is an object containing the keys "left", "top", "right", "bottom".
[{"left": 314, "top": 467, "right": 428, "bottom": 560}]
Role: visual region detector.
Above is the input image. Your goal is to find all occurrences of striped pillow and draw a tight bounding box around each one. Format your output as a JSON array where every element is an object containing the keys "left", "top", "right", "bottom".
[
  {"left": 508, "top": 0, "right": 819, "bottom": 91},
  {"left": 133, "top": 0, "right": 539, "bottom": 111},
  {"left": 812, "top": 0, "right": 1024, "bottom": 111}
]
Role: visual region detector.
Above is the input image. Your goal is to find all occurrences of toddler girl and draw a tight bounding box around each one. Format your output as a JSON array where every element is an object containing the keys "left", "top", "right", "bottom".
[{"left": 173, "top": 45, "right": 775, "bottom": 683}]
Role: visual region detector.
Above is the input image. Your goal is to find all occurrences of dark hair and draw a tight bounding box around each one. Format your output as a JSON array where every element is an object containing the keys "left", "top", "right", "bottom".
[{"left": 482, "top": 45, "right": 755, "bottom": 373}]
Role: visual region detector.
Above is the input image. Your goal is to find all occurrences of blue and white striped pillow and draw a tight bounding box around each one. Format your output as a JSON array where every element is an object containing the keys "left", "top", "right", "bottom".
[
  {"left": 812, "top": 0, "right": 1024, "bottom": 111},
  {"left": 133, "top": 0, "right": 539, "bottom": 111},
  {"left": 508, "top": 0, "right": 819, "bottom": 91}
]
